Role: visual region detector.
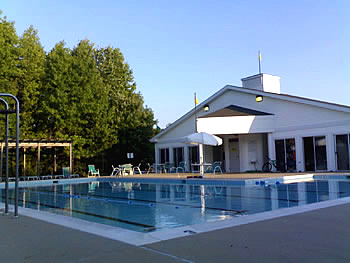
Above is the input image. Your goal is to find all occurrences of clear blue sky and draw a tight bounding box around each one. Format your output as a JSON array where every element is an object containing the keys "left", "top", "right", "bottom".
[{"left": 2, "top": 0, "right": 350, "bottom": 128}]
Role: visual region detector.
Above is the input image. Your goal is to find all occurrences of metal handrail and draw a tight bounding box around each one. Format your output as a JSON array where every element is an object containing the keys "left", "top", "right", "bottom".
[
  {"left": 0, "top": 94, "right": 20, "bottom": 217},
  {"left": 0, "top": 98, "right": 9, "bottom": 214}
]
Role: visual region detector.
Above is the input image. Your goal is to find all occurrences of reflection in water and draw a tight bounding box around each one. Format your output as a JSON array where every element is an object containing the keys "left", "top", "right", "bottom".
[
  {"left": 1, "top": 179, "right": 349, "bottom": 233},
  {"left": 200, "top": 185, "right": 205, "bottom": 215}
]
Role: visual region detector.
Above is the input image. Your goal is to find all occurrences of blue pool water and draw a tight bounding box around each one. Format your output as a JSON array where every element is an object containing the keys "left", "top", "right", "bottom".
[{"left": 1, "top": 178, "right": 350, "bottom": 232}]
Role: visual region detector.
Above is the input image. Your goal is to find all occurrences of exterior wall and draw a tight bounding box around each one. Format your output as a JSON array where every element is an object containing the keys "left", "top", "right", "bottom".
[
  {"left": 196, "top": 89, "right": 350, "bottom": 132},
  {"left": 197, "top": 115, "right": 275, "bottom": 134},
  {"left": 238, "top": 134, "right": 265, "bottom": 172},
  {"left": 271, "top": 124, "right": 350, "bottom": 172},
  {"left": 156, "top": 114, "right": 197, "bottom": 142},
  {"left": 153, "top": 87, "right": 350, "bottom": 172},
  {"left": 204, "top": 145, "right": 213, "bottom": 163}
]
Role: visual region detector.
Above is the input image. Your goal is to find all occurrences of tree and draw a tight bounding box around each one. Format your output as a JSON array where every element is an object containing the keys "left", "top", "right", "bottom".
[
  {"left": 37, "top": 40, "right": 112, "bottom": 160},
  {"left": 95, "top": 47, "right": 157, "bottom": 169},
  {"left": 17, "top": 26, "right": 46, "bottom": 137},
  {"left": 0, "top": 11, "right": 157, "bottom": 175},
  {"left": 0, "top": 12, "right": 19, "bottom": 100}
]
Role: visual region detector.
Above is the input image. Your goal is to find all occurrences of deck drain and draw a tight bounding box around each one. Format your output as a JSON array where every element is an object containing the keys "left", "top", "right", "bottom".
[{"left": 184, "top": 230, "right": 197, "bottom": 234}]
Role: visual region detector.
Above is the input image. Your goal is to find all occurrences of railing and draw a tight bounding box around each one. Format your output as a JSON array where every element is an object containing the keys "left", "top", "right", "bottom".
[{"left": 0, "top": 94, "right": 20, "bottom": 217}]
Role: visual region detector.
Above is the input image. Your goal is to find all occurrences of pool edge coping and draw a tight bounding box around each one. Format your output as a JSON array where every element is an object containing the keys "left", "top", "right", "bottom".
[{"left": 1, "top": 174, "right": 350, "bottom": 246}]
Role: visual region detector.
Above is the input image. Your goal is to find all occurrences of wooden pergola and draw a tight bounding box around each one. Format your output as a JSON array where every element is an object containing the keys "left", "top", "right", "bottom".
[{"left": 0, "top": 139, "right": 73, "bottom": 177}]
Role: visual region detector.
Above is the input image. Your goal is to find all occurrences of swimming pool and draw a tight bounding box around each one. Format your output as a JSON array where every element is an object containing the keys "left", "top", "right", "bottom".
[{"left": 1, "top": 177, "right": 350, "bottom": 233}]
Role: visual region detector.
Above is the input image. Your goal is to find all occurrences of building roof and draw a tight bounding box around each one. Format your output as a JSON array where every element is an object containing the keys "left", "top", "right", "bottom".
[
  {"left": 201, "top": 105, "right": 273, "bottom": 118},
  {"left": 151, "top": 85, "right": 350, "bottom": 142}
]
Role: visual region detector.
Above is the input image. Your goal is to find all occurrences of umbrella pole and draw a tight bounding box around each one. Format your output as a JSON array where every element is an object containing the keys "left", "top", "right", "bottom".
[{"left": 199, "top": 144, "right": 204, "bottom": 176}]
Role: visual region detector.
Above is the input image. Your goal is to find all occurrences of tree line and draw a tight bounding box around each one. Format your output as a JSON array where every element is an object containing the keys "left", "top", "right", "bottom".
[{"left": 0, "top": 12, "right": 158, "bottom": 176}]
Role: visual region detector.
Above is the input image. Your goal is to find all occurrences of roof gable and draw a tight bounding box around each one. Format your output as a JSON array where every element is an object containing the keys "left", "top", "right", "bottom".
[
  {"left": 201, "top": 105, "right": 273, "bottom": 118},
  {"left": 151, "top": 85, "right": 350, "bottom": 142}
]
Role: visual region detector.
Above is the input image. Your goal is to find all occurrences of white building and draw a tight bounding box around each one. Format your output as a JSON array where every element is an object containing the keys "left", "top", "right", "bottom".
[{"left": 150, "top": 73, "right": 350, "bottom": 173}]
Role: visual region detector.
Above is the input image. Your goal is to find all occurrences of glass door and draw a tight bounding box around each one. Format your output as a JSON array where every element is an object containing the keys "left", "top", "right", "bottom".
[
  {"left": 274, "top": 138, "right": 295, "bottom": 171},
  {"left": 275, "top": 140, "right": 286, "bottom": 171},
  {"left": 173, "top": 147, "right": 184, "bottom": 167},
  {"left": 314, "top": 136, "right": 327, "bottom": 170},
  {"left": 336, "top": 134, "right": 350, "bottom": 170},
  {"left": 189, "top": 146, "right": 199, "bottom": 171},
  {"left": 159, "top": 148, "right": 169, "bottom": 163},
  {"left": 303, "top": 136, "right": 327, "bottom": 171}
]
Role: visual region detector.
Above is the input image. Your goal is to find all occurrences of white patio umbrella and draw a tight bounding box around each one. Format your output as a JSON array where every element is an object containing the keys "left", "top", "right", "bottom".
[
  {"left": 178, "top": 132, "right": 222, "bottom": 176},
  {"left": 178, "top": 132, "right": 223, "bottom": 146}
]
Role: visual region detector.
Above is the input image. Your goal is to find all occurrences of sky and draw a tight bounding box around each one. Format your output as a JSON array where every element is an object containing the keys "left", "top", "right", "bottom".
[{"left": 2, "top": 0, "right": 350, "bottom": 128}]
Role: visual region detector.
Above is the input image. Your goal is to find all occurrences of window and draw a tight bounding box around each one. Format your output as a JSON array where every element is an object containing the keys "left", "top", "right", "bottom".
[
  {"left": 303, "top": 136, "right": 327, "bottom": 171},
  {"left": 173, "top": 147, "right": 184, "bottom": 167},
  {"left": 188, "top": 146, "right": 199, "bottom": 171},
  {"left": 159, "top": 148, "right": 169, "bottom": 164},
  {"left": 274, "top": 138, "right": 296, "bottom": 171},
  {"left": 336, "top": 134, "right": 350, "bottom": 170}
]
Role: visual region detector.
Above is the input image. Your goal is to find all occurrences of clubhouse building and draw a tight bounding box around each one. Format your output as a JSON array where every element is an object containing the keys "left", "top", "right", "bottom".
[{"left": 150, "top": 73, "right": 350, "bottom": 173}]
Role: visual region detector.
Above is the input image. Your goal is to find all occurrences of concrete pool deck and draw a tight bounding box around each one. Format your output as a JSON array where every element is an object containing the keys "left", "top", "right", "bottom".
[
  {"left": 1, "top": 173, "right": 350, "bottom": 262},
  {"left": 1, "top": 203, "right": 349, "bottom": 262}
]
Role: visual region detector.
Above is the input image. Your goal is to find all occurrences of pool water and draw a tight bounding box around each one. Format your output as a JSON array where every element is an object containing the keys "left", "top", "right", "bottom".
[{"left": 1, "top": 179, "right": 350, "bottom": 232}]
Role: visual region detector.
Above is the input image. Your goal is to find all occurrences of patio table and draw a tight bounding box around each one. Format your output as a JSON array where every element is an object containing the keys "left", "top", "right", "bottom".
[
  {"left": 153, "top": 163, "right": 166, "bottom": 173},
  {"left": 191, "top": 163, "right": 212, "bottom": 176},
  {"left": 119, "top": 164, "right": 133, "bottom": 176}
]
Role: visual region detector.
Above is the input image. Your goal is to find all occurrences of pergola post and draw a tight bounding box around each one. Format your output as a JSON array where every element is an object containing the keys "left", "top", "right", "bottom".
[
  {"left": 54, "top": 148, "right": 57, "bottom": 173},
  {"left": 23, "top": 148, "right": 26, "bottom": 178},
  {"left": 37, "top": 143, "right": 41, "bottom": 178},
  {"left": 0, "top": 144, "right": 3, "bottom": 180},
  {"left": 69, "top": 143, "right": 73, "bottom": 174}
]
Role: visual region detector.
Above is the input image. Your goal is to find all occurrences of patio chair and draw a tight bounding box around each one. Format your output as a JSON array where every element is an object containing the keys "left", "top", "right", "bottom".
[
  {"left": 40, "top": 175, "right": 53, "bottom": 180},
  {"left": 88, "top": 165, "right": 100, "bottom": 177},
  {"left": 110, "top": 165, "right": 121, "bottom": 176},
  {"left": 176, "top": 161, "right": 186, "bottom": 173},
  {"left": 206, "top": 161, "right": 223, "bottom": 176},
  {"left": 163, "top": 162, "right": 173, "bottom": 173},
  {"left": 133, "top": 163, "right": 142, "bottom": 175},
  {"left": 146, "top": 163, "right": 155, "bottom": 174}
]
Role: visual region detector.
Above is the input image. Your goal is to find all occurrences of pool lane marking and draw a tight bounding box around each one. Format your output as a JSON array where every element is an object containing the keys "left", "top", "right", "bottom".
[
  {"left": 18, "top": 188, "right": 247, "bottom": 214},
  {"left": 5, "top": 196, "right": 156, "bottom": 231},
  {"left": 15, "top": 184, "right": 349, "bottom": 215}
]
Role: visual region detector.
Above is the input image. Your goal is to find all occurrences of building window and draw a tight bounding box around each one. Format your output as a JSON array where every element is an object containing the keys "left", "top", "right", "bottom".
[
  {"left": 173, "top": 147, "right": 184, "bottom": 167},
  {"left": 335, "top": 134, "right": 350, "bottom": 170},
  {"left": 159, "top": 148, "right": 169, "bottom": 164},
  {"left": 303, "top": 136, "right": 327, "bottom": 171},
  {"left": 188, "top": 146, "right": 199, "bottom": 171},
  {"left": 274, "top": 138, "right": 296, "bottom": 171}
]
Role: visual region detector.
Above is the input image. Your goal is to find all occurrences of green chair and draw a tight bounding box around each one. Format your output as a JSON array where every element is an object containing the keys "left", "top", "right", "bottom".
[
  {"left": 88, "top": 165, "right": 100, "bottom": 177},
  {"left": 63, "top": 167, "right": 70, "bottom": 178},
  {"left": 163, "top": 162, "right": 173, "bottom": 173},
  {"left": 176, "top": 161, "right": 186, "bottom": 173},
  {"left": 206, "top": 161, "right": 223, "bottom": 176}
]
